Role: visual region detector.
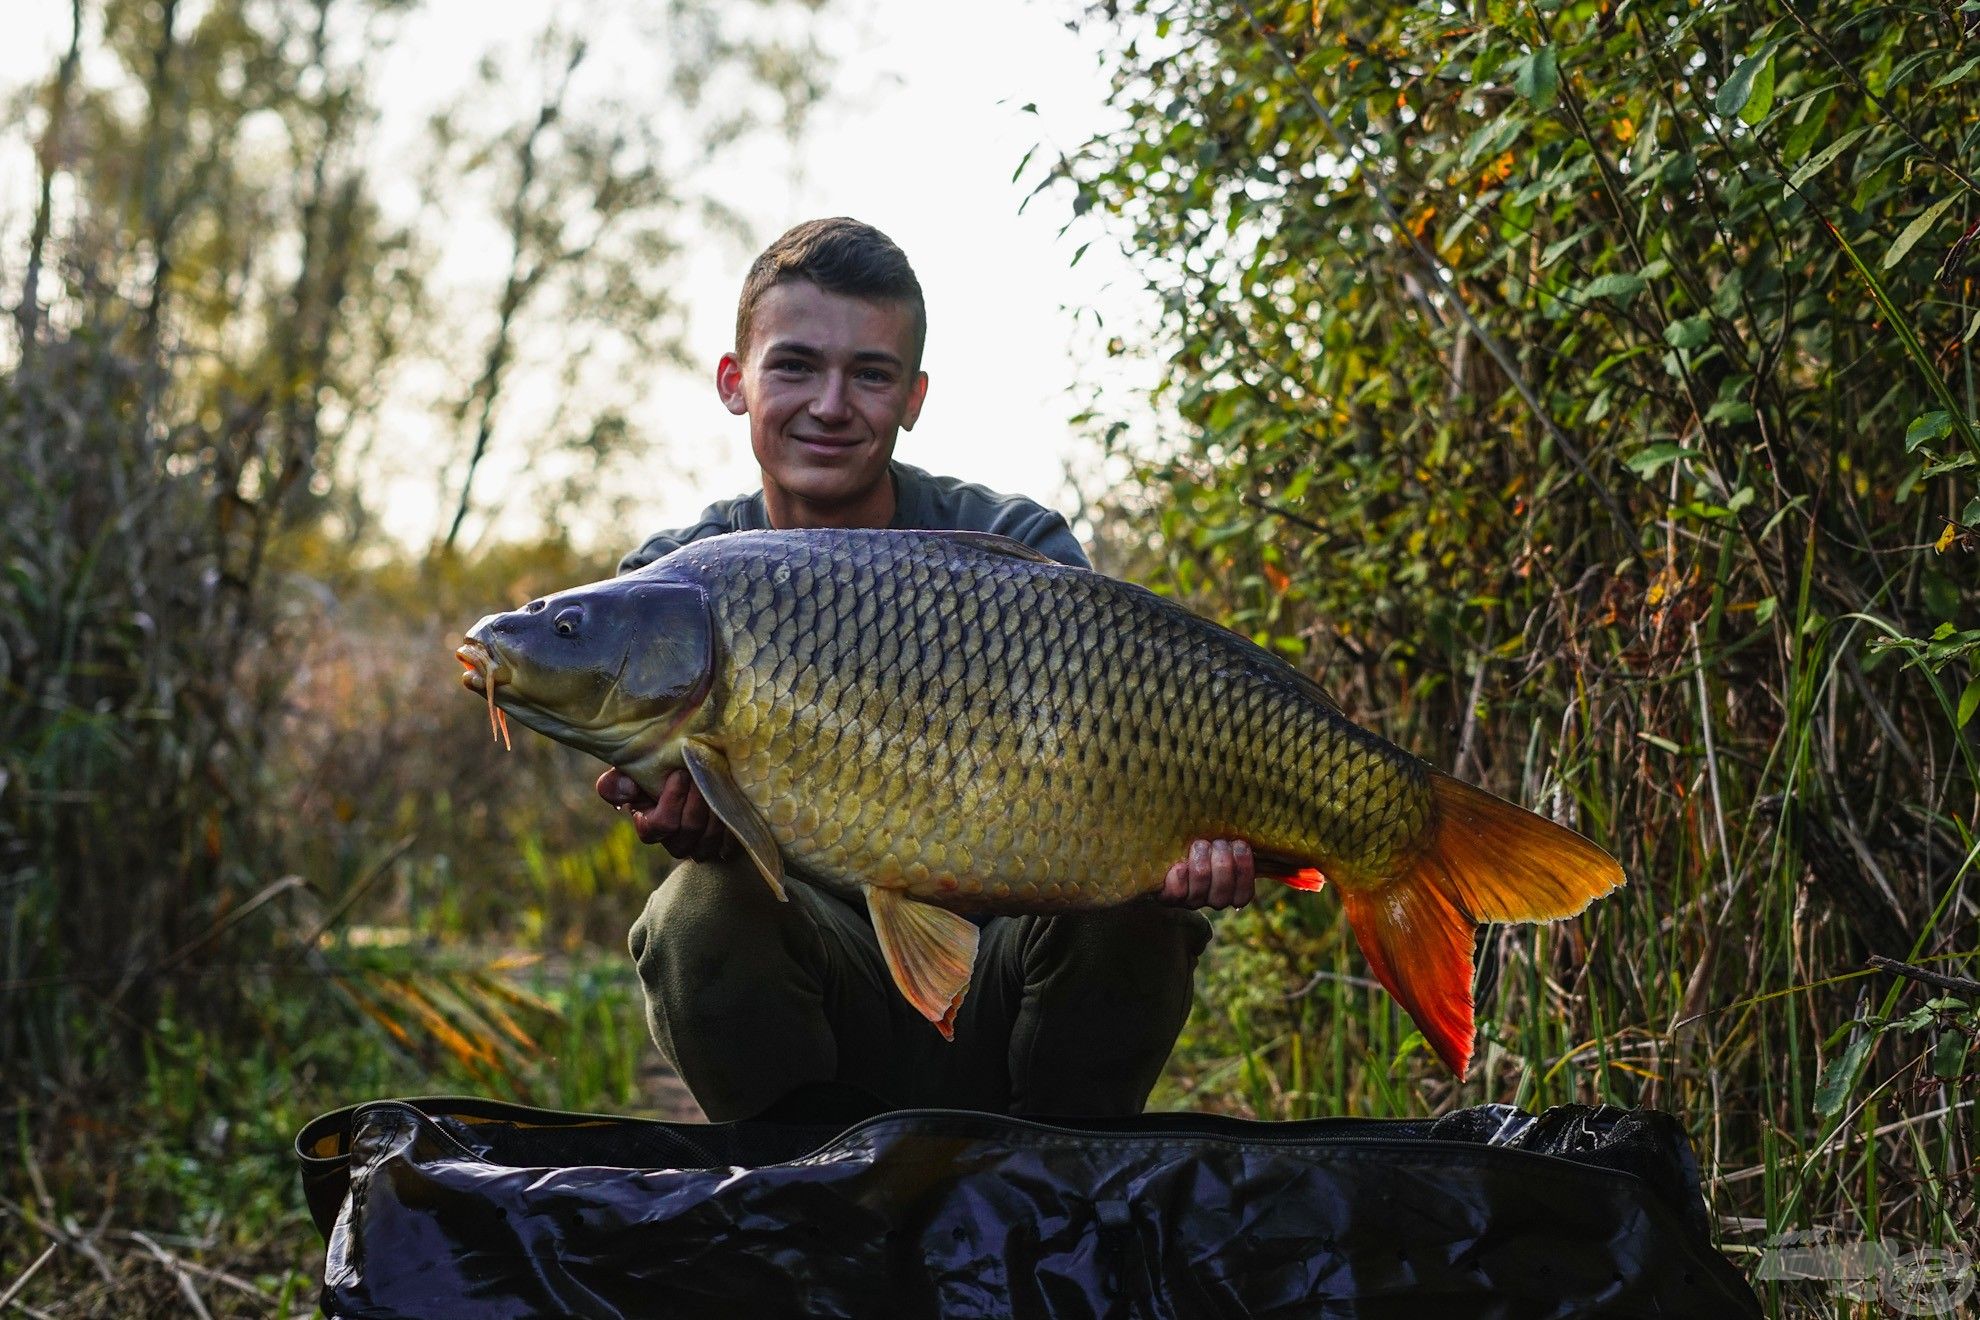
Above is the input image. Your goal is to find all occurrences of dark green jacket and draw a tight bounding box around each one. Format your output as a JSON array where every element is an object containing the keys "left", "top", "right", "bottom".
[{"left": 618, "top": 460, "right": 1088, "bottom": 574}]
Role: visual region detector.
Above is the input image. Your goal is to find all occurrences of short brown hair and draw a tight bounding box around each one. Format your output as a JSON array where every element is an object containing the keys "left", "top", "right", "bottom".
[{"left": 735, "top": 218, "right": 927, "bottom": 367}]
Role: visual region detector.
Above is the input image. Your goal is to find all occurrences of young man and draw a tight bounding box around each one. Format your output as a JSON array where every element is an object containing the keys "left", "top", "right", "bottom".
[{"left": 598, "top": 218, "right": 1256, "bottom": 1121}]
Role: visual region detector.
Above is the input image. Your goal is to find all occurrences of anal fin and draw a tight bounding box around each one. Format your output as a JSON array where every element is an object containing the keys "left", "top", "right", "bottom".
[
  {"left": 680, "top": 741, "right": 787, "bottom": 902},
  {"left": 1282, "top": 867, "right": 1327, "bottom": 892},
  {"left": 866, "top": 887, "right": 979, "bottom": 1040}
]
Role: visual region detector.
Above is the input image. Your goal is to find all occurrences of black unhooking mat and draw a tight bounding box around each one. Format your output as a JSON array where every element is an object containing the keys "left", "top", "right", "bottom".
[{"left": 295, "top": 1094, "right": 1760, "bottom": 1319}]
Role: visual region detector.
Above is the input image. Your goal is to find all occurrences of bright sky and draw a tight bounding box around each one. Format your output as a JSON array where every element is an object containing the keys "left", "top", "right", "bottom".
[{"left": 1, "top": 0, "right": 1165, "bottom": 554}]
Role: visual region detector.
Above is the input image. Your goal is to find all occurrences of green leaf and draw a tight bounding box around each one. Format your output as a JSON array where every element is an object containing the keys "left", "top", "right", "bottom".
[
  {"left": 1626, "top": 443, "right": 1698, "bottom": 477},
  {"left": 1787, "top": 126, "right": 1869, "bottom": 187},
  {"left": 1460, "top": 113, "right": 1526, "bottom": 169},
  {"left": 1923, "top": 452, "right": 1979, "bottom": 478},
  {"left": 1582, "top": 272, "right": 1647, "bottom": 303},
  {"left": 1740, "top": 58, "right": 1777, "bottom": 125},
  {"left": 1782, "top": 90, "right": 1835, "bottom": 162},
  {"left": 1760, "top": 496, "right": 1812, "bottom": 539},
  {"left": 1664, "top": 317, "right": 1712, "bottom": 350},
  {"left": 1205, "top": 390, "right": 1244, "bottom": 432},
  {"left": 1383, "top": 1030, "right": 1430, "bottom": 1074},
  {"left": 1541, "top": 225, "right": 1592, "bottom": 267},
  {"left": 1706, "top": 398, "right": 1756, "bottom": 424},
  {"left": 1754, "top": 596, "right": 1778, "bottom": 626},
  {"left": 1717, "top": 49, "right": 1776, "bottom": 120},
  {"left": 1591, "top": 344, "right": 1653, "bottom": 379},
  {"left": 1711, "top": 271, "right": 1746, "bottom": 318},
  {"left": 1957, "top": 676, "right": 1980, "bottom": 729},
  {"left": 1906, "top": 411, "right": 1954, "bottom": 452},
  {"left": 1933, "top": 1029, "right": 1970, "bottom": 1079},
  {"left": 1964, "top": 497, "right": 1980, "bottom": 526},
  {"left": 1882, "top": 193, "right": 1962, "bottom": 270},
  {"left": 1815, "top": 1027, "right": 1878, "bottom": 1117},
  {"left": 1931, "top": 54, "right": 1980, "bottom": 89},
  {"left": 1637, "top": 732, "right": 1683, "bottom": 753},
  {"left": 1514, "top": 47, "right": 1559, "bottom": 108}
]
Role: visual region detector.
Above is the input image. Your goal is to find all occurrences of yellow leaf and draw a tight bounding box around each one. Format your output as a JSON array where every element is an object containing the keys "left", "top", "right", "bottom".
[{"left": 1936, "top": 522, "right": 1957, "bottom": 553}]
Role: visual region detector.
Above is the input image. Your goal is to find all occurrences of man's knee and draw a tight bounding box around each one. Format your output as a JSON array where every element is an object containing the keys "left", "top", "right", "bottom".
[
  {"left": 627, "top": 857, "right": 798, "bottom": 991},
  {"left": 624, "top": 858, "right": 846, "bottom": 1119},
  {"left": 1022, "top": 904, "right": 1211, "bottom": 1010}
]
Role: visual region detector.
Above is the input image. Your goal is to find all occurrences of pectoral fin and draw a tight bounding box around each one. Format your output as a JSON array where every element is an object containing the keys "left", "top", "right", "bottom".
[
  {"left": 866, "top": 887, "right": 979, "bottom": 1041},
  {"left": 680, "top": 741, "right": 786, "bottom": 902}
]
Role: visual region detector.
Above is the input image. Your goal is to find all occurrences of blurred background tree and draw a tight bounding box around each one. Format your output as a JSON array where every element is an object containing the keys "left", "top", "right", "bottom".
[{"left": 0, "top": 0, "right": 827, "bottom": 1305}]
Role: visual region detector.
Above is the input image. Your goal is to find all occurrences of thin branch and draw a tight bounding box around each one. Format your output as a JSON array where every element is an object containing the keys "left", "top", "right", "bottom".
[
  {"left": 126, "top": 1232, "right": 212, "bottom": 1320},
  {"left": 0, "top": 1244, "right": 58, "bottom": 1311},
  {"left": 442, "top": 37, "right": 589, "bottom": 554},
  {"left": 17, "top": 0, "right": 82, "bottom": 352},
  {"left": 1866, "top": 954, "right": 1980, "bottom": 999}
]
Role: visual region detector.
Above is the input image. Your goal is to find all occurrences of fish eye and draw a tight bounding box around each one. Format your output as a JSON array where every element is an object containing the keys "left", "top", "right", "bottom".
[{"left": 554, "top": 606, "right": 582, "bottom": 638}]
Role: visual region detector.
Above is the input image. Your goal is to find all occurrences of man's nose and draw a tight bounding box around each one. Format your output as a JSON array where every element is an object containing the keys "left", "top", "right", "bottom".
[{"left": 809, "top": 371, "right": 852, "bottom": 423}]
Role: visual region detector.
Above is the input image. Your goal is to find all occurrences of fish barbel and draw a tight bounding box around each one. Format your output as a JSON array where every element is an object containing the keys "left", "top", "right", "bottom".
[{"left": 458, "top": 529, "right": 1624, "bottom": 1075}]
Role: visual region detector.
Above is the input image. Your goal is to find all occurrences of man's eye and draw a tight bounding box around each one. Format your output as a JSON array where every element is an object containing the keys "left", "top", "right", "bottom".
[{"left": 771, "top": 359, "right": 810, "bottom": 374}]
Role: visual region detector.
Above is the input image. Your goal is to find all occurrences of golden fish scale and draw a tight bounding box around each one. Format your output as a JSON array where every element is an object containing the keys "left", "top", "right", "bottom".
[{"left": 676, "top": 532, "right": 1431, "bottom": 908}]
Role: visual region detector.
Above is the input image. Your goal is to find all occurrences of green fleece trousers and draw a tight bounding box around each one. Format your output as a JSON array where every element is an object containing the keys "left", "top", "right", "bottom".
[{"left": 627, "top": 856, "right": 1212, "bottom": 1122}]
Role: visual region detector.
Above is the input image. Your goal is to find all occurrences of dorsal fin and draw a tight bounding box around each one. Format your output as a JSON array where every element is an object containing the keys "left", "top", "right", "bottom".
[
  {"left": 919, "top": 530, "right": 1057, "bottom": 564},
  {"left": 1283, "top": 665, "right": 1346, "bottom": 717}
]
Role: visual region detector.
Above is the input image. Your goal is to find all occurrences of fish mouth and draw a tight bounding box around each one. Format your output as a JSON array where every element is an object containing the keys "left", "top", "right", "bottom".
[
  {"left": 455, "top": 639, "right": 507, "bottom": 694},
  {"left": 456, "top": 638, "right": 514, "bottom": 749}
]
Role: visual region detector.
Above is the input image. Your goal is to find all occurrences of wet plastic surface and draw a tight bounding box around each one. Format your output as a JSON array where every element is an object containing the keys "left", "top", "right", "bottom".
[{"left": 297, "top": 1094, "right": 1760, "bottom": 1318}]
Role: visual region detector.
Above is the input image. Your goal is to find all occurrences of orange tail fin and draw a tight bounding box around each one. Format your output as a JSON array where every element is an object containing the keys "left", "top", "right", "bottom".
[{"left": 1337, "top": 771, "right": 1626, "bottom": 1078}]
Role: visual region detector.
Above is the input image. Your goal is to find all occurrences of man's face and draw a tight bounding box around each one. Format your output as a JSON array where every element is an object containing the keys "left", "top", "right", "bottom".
[{"left": 717, "top": 281, "right": 928, "bottom": 522}]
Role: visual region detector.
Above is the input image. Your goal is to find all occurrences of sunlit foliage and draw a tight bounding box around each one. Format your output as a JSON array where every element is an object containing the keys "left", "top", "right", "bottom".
[{"left": 1061, "top": 0, "right": 1978, "bottom": 1288}]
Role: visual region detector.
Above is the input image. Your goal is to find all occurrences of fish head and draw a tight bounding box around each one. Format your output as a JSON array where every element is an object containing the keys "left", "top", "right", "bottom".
[{"left": 458, "top": 573, "right": 713, "bottom": 775}]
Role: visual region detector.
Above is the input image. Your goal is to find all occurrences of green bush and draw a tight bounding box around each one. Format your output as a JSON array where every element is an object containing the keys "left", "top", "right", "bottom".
[{"left": 1068, "top": 0, "right": 1978, "bottom": 1275}]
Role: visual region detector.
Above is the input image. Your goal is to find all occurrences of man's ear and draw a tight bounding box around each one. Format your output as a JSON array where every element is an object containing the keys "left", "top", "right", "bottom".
[
  {"left": 900, "top": 370, "right": 929, "bottom": 431},
  {"left": 716, "top": 352, "right": 748, "bottom": 416}
]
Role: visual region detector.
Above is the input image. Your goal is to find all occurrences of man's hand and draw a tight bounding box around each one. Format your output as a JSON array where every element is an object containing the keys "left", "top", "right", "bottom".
[
  {"left": 596, "top": 767, "right": 734, "bottom": 862},
  {"left": 1160, "top": 839, "right": 1256, "bottom": 910}
]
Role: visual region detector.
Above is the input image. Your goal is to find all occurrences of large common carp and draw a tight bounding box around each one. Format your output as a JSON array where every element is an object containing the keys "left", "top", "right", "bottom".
[{"left": 458, "top": 529, "right": 1623, "bottom": 1076}]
